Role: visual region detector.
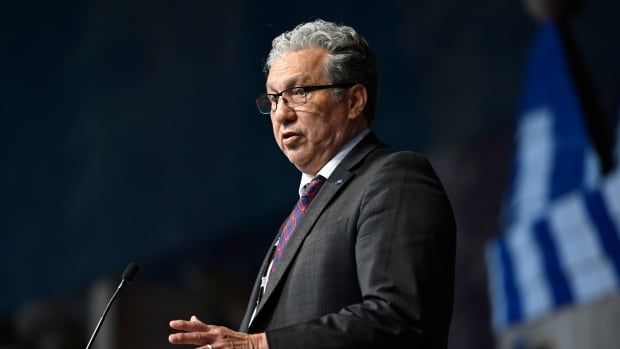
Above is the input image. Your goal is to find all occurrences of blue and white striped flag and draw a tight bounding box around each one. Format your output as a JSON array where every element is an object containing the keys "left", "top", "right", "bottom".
[{"left": 486, "top": 20, "right": 620, "bottom": 331}]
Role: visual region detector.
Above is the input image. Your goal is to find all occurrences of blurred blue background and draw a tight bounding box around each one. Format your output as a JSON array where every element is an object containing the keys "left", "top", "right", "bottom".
[{"left": 1, "top": 1, "right": 619, "bottom": 348}]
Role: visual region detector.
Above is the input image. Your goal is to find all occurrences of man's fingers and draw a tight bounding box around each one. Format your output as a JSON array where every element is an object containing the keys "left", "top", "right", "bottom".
[
  {"left": 168, "top": 320, "right": 247, "bottom": 348},
  {"left": 168, "top": 316, "right": 216, "bottom": 346},
  {"left": 168, "top": 331, "right": 214, "bottom": 345},
  {"left": 169, "top": 319, "right": 210, "bottom": 332}
]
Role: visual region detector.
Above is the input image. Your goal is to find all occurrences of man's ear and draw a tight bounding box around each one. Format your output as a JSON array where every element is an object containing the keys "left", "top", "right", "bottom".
[{"left": 347, "top": 84, "right": 368, "bottom": 120}]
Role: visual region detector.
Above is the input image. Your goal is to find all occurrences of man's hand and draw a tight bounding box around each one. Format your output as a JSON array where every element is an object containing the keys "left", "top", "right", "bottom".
[{"left": 168, "top": 315, "right": 268, "bottom": 349}]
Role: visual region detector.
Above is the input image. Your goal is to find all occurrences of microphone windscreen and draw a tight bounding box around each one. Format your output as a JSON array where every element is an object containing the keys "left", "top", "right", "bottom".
[{"left": 121, "top": 262, "right": 139, "bottom": 281}]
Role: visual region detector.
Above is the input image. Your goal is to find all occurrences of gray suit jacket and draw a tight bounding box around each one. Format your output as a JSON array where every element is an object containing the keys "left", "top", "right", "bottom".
[{"left": 240, "top": 133, "right": 456, "bottom": 348}]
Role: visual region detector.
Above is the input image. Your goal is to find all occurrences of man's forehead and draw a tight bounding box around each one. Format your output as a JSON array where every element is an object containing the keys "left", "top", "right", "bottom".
[{"left": 266, "top": 48, "right": 327, "bottom": 91}]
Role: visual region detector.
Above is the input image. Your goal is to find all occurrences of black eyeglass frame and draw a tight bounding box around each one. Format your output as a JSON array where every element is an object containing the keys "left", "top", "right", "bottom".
[{"left": 256, "top": 82, "right": 355, "bottom": 115}]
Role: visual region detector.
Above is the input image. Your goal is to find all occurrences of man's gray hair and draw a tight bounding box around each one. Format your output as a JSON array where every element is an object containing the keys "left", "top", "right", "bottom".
[{"left": 264, "top": 19, "right": 379, "bottom": 123}]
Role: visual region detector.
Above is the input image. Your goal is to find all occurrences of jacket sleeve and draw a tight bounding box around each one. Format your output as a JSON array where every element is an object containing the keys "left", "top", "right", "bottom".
[{"left": 265, "top": 152, "right": 457, "bottom": 349}]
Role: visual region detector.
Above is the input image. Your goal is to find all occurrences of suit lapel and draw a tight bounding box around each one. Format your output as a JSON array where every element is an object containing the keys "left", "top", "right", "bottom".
[
  {"left": 248, "top": 132, "right": 384, "bottom": 328},
  {"left": 239, "top": 242, "right": 275, "bottom": 331},
  {"left": 252, "top": 170, "right": 350, "bottom": 316}
]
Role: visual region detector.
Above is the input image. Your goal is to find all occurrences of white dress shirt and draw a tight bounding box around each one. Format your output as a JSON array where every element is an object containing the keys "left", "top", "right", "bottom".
[{"left": 298, "top": 129, "right": 370, "bottom": 196}]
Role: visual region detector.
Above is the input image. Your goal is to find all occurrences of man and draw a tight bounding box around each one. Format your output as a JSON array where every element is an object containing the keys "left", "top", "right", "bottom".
[{"left": 169, "top": 19, "right": 456, "bottom": 349}]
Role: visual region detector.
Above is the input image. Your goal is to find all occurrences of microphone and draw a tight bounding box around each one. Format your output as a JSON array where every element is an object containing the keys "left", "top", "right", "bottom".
[{"left": 85, "top": 263, "right": 139, "bottom": 349}]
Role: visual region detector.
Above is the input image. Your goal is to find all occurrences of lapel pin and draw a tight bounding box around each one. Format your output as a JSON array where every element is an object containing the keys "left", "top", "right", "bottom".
[{"left": 335, "top": 179, "right": 344, "bottom": 184}]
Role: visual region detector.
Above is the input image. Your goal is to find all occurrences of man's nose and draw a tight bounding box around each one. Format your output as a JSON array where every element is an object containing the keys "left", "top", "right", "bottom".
[{"left": 271, "top": 98, "right": 296, "bottom": 122}]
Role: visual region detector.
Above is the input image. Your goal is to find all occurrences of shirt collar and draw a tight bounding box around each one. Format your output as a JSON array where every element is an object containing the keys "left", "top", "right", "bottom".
[{"left": 298, "top": 129, "right": 370, "bottom": 196}]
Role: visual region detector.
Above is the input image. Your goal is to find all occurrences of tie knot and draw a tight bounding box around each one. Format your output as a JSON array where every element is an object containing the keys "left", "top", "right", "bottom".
[{"left": 301, "top": 175, "right": 326, "bottom": 204}]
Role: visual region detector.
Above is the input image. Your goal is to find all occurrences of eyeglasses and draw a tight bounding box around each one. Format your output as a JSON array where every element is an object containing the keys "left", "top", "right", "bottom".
[{"left": 255, "top": 83, "right": 354, "bottom": 115}]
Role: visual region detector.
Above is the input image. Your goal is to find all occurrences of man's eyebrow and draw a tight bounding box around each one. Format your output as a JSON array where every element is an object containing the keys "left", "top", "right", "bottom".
[{"left": 266, "top": 75, "right": 308, "bottom": 93}]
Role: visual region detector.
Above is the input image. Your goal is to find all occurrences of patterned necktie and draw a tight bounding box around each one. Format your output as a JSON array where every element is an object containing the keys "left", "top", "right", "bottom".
[{"left": 270, "top": 175, "right": 326, "bottom": 275}]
